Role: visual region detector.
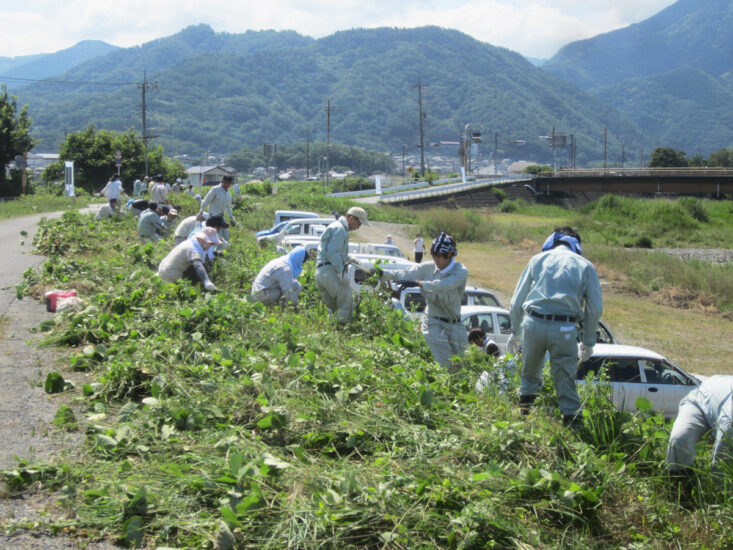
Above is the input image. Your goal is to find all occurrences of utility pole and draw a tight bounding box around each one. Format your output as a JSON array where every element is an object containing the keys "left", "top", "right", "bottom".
[
  {"left": 413, "top": 78, "right": 427, "bottom": 176},
  {"left": 137, "top": 71, "right": 158, "bottom": 178},
  {"left": 570, "top": 134, "right": 576, "bottom": 170},
  {"left": 493, "top": 131, "right": 498, "bottom": 175},
  {"left": 324, "top": 99, "right": 340, "bottom": 192},
  {"left": 402, "top": 144, "right": 406, "bottom": 180},
  {"left": 621, "top": 139, "right": 625, "bottom": 169},
  {"left": 603, "top": 128, "right": 607, "bottom": 172},
  {"left": 300, "top": 128, "right": 312, "bottom": 178}
]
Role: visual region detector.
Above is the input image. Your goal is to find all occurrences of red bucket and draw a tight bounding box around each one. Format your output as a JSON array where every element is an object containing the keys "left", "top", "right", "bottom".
[{"left": 45, "top": 290, "right": 77, "bottom": 312}]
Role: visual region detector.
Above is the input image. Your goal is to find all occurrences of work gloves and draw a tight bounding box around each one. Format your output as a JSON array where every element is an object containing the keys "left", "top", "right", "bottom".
[
  {"left": 394, "top": 279, "right": 419, "bottom": 290},
  {"left": 506, "top": 333, "right": 521, "bottom": 356},
  {"left": 203, "top": 280, "right": 218, "bottom": 291},
  {"left": 578, "top": 343, "right": 594, "bottom": 363}
]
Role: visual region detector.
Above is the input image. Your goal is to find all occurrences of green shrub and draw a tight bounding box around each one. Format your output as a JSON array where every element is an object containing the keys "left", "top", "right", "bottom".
[
  {"left": 492, "top": 187, "right": 508, "bottom": 202},
  {"left": 679, "top": 197, "right": 709, "bottom": 223},
  {"left": 636, "top": 236, "right": 653, "bottom": 248}
]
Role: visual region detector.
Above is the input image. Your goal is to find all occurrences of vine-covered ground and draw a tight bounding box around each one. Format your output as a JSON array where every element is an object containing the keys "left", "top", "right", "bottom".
[{"left": 1, "top": 200, "right": 731, "bottom": 549}]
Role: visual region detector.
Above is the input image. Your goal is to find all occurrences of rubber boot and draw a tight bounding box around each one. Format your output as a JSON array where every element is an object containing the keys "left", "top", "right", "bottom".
[{"left": 519, "top": 394, "right": 536, "bottom": 416}]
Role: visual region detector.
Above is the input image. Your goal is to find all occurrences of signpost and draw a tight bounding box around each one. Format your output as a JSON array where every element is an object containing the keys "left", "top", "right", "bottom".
[{"left": 115, "top": 150, "right": 122, "bottom": 175}]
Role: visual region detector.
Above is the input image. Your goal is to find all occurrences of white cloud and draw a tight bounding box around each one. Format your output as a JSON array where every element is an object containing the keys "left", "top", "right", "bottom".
[{"left": 0, "top": 0, "right": 677, "bottom": 59}]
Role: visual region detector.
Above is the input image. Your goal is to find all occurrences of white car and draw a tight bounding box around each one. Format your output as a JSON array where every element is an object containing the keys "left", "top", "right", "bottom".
[
  {"left": 257, "top": 217, "right": 333, "bottom": 246},
  {"left": 357, "top": 243, "right": 404, "bottom": 258},
  {"left": 345, "top": 254, "right": 418, "bottom": 295},
  {"left": 577, "top": 343, "right": 701, "bottom": 418},
  {"left": 460, "top": 305, "right": 513, "bottom": 353},
  {"left": 391, "top": 285, "right": 504, "bottom": 321}
]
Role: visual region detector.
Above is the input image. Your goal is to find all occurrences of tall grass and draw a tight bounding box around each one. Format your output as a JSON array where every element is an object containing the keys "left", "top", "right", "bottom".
[
  {"left": 418, "top": 207, "right": 493, "bottom": 241},
  {"left": 0, "top": 192, "right": 92, "bottom": 220},
  {"left": 588, "top": 245, "right": 733, "bottom": 311}
]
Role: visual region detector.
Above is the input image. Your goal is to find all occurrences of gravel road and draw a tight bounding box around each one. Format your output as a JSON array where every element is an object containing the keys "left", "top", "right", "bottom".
[{"left": 0, "top": 210, "right": 115, "bottom": 549}]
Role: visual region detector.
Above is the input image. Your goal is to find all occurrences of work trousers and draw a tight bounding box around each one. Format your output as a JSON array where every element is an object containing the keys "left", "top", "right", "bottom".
[
  {"left": 315, "top": 265, "right": 354, "bottom": 323},
  {"left": 520, "top": 315, "right": 581, "bottom": 416},
  {"left": 252, "top": 283, "right": 302, "bottom": 306},
  {"left": 422, "top": 316, "right": 467, "bottom": 369},
  {"left": 667, "top": 399, "right": 710, "bottom": 471}
]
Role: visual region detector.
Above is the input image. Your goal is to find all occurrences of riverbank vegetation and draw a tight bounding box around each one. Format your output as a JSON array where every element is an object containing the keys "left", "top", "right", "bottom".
[{"left": 3, "top": 188, "right": 732, "bottom": 548}]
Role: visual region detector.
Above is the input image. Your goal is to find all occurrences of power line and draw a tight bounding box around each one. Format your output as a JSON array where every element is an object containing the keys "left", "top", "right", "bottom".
[{"left": 0, "top": 75, "right": 137, "bottom": 86}]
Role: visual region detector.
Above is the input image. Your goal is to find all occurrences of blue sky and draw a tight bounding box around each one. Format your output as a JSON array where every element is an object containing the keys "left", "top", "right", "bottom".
[{"left": 0, "top": 0, "right": 677, "bottom": 59}]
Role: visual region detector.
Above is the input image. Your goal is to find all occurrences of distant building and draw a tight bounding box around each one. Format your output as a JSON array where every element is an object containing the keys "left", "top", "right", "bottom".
[
  {"left": 184, "top": 165, "right": 236, "bottom": 187},
  {"left": 26, "top": 153, "right": 60, "bottom": 171}
]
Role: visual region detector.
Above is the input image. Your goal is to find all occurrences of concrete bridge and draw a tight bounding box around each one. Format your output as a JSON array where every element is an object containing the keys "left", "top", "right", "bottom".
[{"left": 377, "top": 168, "right": 733, "bottom": 209}]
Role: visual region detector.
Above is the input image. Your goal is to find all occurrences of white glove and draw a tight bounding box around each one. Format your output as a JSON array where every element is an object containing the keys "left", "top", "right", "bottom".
[
  {"left": 203, "top": 280, "right": 218, "bottom": 291},
  {"left": 579, "top": 343, "right": 594, "bottom": 363},
  {"left": 506, "top": 333, "right": 521, "bottom": 356}
]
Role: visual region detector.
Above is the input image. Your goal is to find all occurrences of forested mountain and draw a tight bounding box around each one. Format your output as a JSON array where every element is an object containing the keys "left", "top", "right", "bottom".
[
  {"left": 0, "top": 41, "right": 119, "bottom": 89},
  {"left": 12, "top": 25, "right": 644, "bottom": 166},
  {"left": 543, "top": 0, "right": 733, "bottom": 153}
]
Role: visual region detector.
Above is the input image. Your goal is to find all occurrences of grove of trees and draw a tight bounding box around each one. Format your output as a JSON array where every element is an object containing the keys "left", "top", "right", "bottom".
[
  {"left": 0, "top": 85, "right": 34, "bottom": 196},
  {"left": 648, "top": 146, "right": 733, "bottom": 168},
  {"left": 42, "top": 126, "right": 186, "bottom": 193}
]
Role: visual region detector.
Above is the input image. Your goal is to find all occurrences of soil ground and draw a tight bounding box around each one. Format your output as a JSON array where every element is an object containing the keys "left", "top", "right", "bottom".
[{"left": 0, "top": 210, "right": 115, "bottom": 549}]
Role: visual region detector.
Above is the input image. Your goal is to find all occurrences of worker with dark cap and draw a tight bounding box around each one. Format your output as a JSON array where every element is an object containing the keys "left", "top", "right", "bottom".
[
  {"left": 508, "top": 226, "right": 603, "bottom": 427},
  {"left": 380, "top": 233, "right": 468, "bottom": 369}
]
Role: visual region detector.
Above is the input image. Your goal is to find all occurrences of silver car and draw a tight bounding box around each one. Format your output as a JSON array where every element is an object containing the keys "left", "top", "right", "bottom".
[{"left": 577, "top": 343, "right": 701, "bottom": 418}]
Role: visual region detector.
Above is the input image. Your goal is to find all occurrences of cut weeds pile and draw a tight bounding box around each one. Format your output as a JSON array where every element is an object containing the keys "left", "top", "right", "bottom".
[{"left": 2, "top": 209, "right": 732, "bottom": 549}]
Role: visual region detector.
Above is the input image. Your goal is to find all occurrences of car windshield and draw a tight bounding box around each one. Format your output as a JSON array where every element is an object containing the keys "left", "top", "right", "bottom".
[
  {"left": 470, "top": 293, "right": 500, "bottom": 307},
  {"left": 373, "top": 246, "right": 402, "bottom": 257}
]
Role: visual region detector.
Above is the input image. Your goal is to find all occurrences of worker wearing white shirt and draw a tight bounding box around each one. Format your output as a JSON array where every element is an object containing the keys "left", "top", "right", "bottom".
[
  {"left": 199, "top": 175, "right": 236, "bottom": 241},
  {"left": 100, "top": 175, "right": 123, "bottom": 210},
  {"left": 150, "top": 174, "right": 169, "bottom": 204},
  {"left": 252, "top": 246, "right": 307, "bottom": 305}
]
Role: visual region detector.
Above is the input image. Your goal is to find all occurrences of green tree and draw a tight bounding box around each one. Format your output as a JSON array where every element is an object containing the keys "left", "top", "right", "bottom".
[
  {"left": 0, "top": 85, "right": 35, "bottom": 196},
  {"left": 648, "top": 147, "right": 688, "bottom": 167},
  {"left": 708, "top": 148, "right": 733, "bottom": 167},
  {"left": 43, "top": 126, "right": 185, "bottom": 192}
]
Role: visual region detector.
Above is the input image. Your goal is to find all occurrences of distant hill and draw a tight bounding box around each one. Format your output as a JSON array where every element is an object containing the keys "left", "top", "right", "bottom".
[
  {"left": 12, "top": 25, "right": 644, "bottom": 166},
  {"left": 543, "top": 0, "right": 733, "bottom": 90},
  {"left": 541, "top": 0, "right": 733, "bottom": 153},
  {"left": 1, "top": 41, "right": 119, "bottom": 89}
]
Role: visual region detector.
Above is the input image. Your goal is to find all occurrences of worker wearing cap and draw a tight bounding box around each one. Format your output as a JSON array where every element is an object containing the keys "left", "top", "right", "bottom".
[
  {"left": 199, "top": 175, "right": 236, "bottom": 242},
  {"left": 667, "top": 375, "right": 733, "bottom": 487},
  {"left": 315, "top": 206, "right": 369, "bottom": 323},
  {"left": 251, "top": 246, "right": 308, "bottom": 306},
  {"left": 508, "top": 226, "right": 603, "bottom": 427},
  {"left": 186, "top": 215, "right": 231, "bottom": 261},
  {"left": 157, "top": 226, "right": 220, "bottom": 291},
  {"left": 380, "top": 233, "right": 468, "bottom": 369}
]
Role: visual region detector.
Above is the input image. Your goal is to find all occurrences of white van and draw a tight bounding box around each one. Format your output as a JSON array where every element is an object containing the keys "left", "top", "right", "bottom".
[
  {"left": 257, "top": 217, "right": 335, "bottom": 246},
  {"left": 274, "top": 210, "right": 320, "bottom": 225}
]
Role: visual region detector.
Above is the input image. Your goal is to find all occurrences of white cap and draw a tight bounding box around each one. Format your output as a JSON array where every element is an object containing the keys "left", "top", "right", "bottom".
[{"left": 346, "top": 206, "right": 369, "bottom": 226}]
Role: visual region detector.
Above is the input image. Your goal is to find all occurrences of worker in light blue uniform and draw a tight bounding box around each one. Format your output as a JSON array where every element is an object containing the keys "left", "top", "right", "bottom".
[
  {"left": 508, "top": 227, "right": 603, "bottom": 426},
  {"left": 315, "top": 206, "right": 369, "bottom": 323},
  {"left": 251, "top": 246, "right": 308, "bottom": 305},
  {"left": 381, "top": 233, "right": 468, "bottom": 369},
  {"left": 667, "top": 375, "right": 733, "bottom": 485}
]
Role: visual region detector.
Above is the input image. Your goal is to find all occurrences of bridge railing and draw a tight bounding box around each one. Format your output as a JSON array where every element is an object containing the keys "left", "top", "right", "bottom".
[
  {"left": 378, "top": 174, "right": 532, "bottom": 204},
  {"left": 549, "top": 168, "right": 733, "bottom": 177}
]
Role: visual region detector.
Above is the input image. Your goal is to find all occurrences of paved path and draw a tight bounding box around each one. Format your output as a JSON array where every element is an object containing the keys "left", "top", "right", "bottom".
[{"left": 0, "top": 209, "right": 115, "bottom": 549}]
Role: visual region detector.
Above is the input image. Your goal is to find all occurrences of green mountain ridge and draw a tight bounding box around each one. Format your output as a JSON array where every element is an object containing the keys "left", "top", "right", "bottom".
[
  {"left": 14, "top": 25, "right": 644, "bottom": 165},
  {"left": 543, "top": 0, "right": 733, "bottom": 154}
]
